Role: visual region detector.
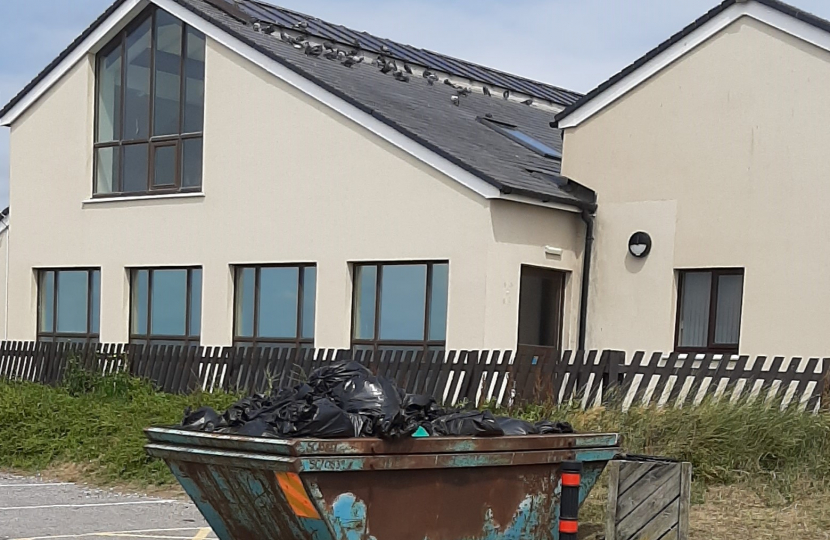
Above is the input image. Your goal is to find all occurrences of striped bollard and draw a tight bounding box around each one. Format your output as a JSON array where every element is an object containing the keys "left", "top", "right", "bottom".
[{"left": 559, "top": 461, "right": 582, "bottom": 540}]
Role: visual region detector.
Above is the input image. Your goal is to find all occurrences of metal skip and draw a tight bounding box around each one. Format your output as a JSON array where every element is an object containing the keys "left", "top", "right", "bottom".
[{"left": 146, "top": 428, "right": 620, "bottom": 540}]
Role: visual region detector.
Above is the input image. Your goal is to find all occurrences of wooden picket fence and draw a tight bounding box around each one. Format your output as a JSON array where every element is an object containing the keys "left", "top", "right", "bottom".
[{"left": 0, "top": 341, "right": 827, "bottom": 411}]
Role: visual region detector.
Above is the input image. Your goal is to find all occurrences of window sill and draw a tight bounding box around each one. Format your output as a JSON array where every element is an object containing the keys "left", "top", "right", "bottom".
[{"left": 82, "top": 192, "right": 205, "bottom": 205}]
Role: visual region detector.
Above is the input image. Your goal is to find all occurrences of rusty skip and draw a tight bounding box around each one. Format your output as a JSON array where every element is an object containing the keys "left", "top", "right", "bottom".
[{"left": 146, "top": 428, "right": 619, "bottom": 540}]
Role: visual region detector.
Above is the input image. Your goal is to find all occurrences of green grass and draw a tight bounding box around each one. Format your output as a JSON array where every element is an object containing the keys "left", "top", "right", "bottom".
[
  {"left": 0, "top": 363, "right": 238, "bottom": 485},
  {"left": 1, "top": 365, "right": 829, "bottom": 496}
]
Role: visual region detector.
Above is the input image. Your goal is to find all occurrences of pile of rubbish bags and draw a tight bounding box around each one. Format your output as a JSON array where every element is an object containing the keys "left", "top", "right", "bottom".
[{"left": 181, "top": 361, "right": 573, "bottom": 439}]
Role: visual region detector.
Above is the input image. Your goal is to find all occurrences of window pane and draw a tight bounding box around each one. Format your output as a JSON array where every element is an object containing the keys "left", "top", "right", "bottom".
[
  {"left": 95, "top": 147, "right": 119, "bottom": 194},
  {"left": 91, "top": 270, "right": 101, "bottom": 334},
  {"left": 151, "top": 269, "right": 188, "bottom": 336},
  {"left": 235, "top": 267, "right": 255, "bottom": 338},
  {"left": 122, "top": 143, "right": 149, "bottom": 192},
  {"left": 181, "top": 138, "right": 203, "bottom": 188},
  {"left": 189, "top": 269, "right": 202, "bottom": 336},
  {"left": 258, "top": 267, "right": 299, "bottom": 338},
  {"left": 153, "top": 145, "right": 177, "bottom": 186},
  {"left": 353, "top": 265, "right": 376, "bottom": 339},
  {"left": 715, "top": 274, "right": 743, "bottom": 345},
  {"left": 379, "top": 265, "right": 427, "bottom": 340},
  {"left": 154, "top": 11, "right": 183, "bottom": 136},
  {"left": 183, "top": 28, "right": 205, "bottom": 134},
  {"left": 678, "top": 272, "right": 712, "bottom": 348},
  {"left": 40, "top": 271, "right": 55, "bottom": 333},
  {"left": 132, "top": 269, "right": 149, "bottom": 334},
  {"left": 56, "top": 271, "right": 89, "bottom": 334},
  {"left": 302, "top": 267, "right": 316, "bottom": 339},
  {"left": 96, "top": 46, "right": 122, "bottom": 142},
  {"left": 428, "top": 264, "right": 448, "bottom": 341},
  {"left": 123, "top": 18, "right": 151, "bottom": 140}
]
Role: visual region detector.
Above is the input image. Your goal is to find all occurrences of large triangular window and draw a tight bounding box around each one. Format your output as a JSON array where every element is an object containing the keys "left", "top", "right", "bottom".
[{"left": 94, "top": 6, "right": 205, "bottom": 196}]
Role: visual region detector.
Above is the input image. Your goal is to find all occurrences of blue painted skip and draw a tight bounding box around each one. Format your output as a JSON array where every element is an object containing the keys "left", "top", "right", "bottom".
[
  {"left": 324, "top": 491, "right": 550, "bottom": 540},
  {"left": 168, "top": 462, "right": 234, "bottom": 540}
]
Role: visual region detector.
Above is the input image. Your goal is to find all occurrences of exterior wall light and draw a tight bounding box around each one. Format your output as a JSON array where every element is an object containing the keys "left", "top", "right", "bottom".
[{"left": 628, "top": 231, "right": 652, "bottom": 258}]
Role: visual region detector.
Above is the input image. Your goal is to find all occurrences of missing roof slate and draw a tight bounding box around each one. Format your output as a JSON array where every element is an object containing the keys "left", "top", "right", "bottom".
[{"left": 480, "top": 117, "right": 563, "bottom": 160}]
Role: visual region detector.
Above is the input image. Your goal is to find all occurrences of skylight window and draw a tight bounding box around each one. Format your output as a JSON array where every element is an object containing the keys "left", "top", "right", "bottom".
[{"left": 480, "top": 118, "right": 562, "bottom": 160}]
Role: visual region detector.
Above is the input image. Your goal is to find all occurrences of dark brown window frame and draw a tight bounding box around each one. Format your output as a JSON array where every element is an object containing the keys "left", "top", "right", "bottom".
[
  {"left": 129, "top": 267, "right": 202, "bottom": 347},
  {"left": 517, "top": 265, "right": 566, "bottom": 352},
  {"left": 232, "top": 264, "right": 316, "bottom": 350},
  {"left": 37, "top": 268, "right": 101, "bottom": 344},
  {"left": 350, "top": 261, "right": 448, "bottom": 357},
  {"left": 93, "top": 6, "right": 204, "bottom": 198},
  {"left": 674, "top": 268, "right": 745, "bottom": 354}
]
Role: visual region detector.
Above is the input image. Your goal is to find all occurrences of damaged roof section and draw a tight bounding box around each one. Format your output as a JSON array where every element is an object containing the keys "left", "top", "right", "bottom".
[
  {"left": 174, "top": 0, "right": 597, "bottom": 209},
  {"left": 210, "top": 0, "right": 583, "bottom": 109}
]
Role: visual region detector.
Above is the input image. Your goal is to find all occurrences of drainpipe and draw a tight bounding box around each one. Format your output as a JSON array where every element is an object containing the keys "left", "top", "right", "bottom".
[{"left": 578, "top": 210, "right": 595, "bottom": 350}]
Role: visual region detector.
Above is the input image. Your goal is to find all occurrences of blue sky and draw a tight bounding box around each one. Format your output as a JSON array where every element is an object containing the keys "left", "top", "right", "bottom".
[{"left": 2, "top": 0, "right": 830, "bottom": 210}]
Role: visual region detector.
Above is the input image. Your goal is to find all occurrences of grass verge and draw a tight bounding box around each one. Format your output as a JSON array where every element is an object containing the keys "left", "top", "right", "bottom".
[{"left": 0, "top": 364, "right": 238, "bottom": 486}]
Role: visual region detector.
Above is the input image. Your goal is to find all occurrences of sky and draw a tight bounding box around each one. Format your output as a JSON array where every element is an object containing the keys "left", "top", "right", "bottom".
[{"left": 2, "top": 0, "right": 830, "bottom": 211}]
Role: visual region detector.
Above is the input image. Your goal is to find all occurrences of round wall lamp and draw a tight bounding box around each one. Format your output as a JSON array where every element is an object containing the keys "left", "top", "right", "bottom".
[{"left": 628, "top": 231, "right": 652, "bottom": 258}]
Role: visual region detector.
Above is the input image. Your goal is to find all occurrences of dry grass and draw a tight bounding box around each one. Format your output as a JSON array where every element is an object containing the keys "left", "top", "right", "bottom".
[
  {"left": 690, "top": 485, "right": 830, "bottom": 540},
  {"left": 579, "top": 482, "right": 830, "bottom": 540}
]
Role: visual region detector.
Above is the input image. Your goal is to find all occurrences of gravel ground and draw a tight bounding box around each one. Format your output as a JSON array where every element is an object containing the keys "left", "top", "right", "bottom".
[{"left": 0, "top": 474, "right": 216, "bottom": 540}]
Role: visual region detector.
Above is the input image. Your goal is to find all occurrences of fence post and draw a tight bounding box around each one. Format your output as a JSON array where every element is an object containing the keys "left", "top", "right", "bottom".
[
  {"left": 822, "top": 358, "right": 830, "bottom": 412},
  {"left": 602, "top": 350, "right": 625, "bottom": 406}
]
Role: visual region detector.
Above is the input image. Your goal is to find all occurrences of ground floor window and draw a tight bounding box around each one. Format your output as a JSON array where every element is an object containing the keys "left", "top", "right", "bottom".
[
  {"left": 38, "top": 269, "right": 101, "bottom": 343},
  {"left": 352, "top": 261, "right": 448, "bottom": 356},
  {"left": 130, "top": 267, "right": 202, "bottom": 346},
  {"left": 233, "top": 264, "right": 316, "bottom": 349},
  {"left": 676, "top": 268, "right": 744, "bottom": 353},
  {"left": 517, "top": 266, "right": 566, "bottom": 351}
]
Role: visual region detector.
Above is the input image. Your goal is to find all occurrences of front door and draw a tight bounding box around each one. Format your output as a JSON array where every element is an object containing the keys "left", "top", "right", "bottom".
[{"left": 517, "top": 266, "right": 566, "bottom": 352}]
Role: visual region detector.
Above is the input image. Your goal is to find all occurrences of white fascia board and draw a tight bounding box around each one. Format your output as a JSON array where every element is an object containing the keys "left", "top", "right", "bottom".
[
  {"left": 497, "top": 194, "right": 582, "bottom": 213},
  {"left": 153, "top": 0, "right": 502, "bottom": 201},
  {"left": 557, "top": 1, "right": 830, "bottom": 129},
  {"left": 0, "top": 0, "right": 147, "bottom": 126},
  {"left": 557, "top": 3, "right": 747, "bottom": 129}
]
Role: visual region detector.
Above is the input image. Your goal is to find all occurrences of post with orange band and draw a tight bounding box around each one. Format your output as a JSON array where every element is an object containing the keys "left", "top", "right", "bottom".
[{"left": 559, "top": 461, "right": 582, "bottom": 540}]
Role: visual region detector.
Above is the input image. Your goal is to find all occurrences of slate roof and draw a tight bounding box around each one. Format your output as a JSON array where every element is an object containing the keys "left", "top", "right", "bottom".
[
  {"left": 1, "top": 0, "right": 596, "bottom": 210},
  {"left": 224, "top": 0, "right": 582, "bottom": 107},
  {"left": 553, "top": 0, "right": 830, "bottom": 127},
  {"left": 177, "top": 0, "right": 595, "bottom": 209}
]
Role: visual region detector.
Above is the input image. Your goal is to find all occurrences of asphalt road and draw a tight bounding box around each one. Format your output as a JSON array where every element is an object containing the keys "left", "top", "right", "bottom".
[{"left": 0, "top": 474, "right": 216, "bottom": 540}]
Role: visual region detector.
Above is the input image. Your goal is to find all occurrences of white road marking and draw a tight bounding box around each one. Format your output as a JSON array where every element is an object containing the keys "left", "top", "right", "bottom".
[
  {"left": 0, "top": 500, "right": 180, "bottom": 511},
  {"left": 0, "top": 483, "right": 73, "bottom": 488},
  {"left": 10, "top": 527, "right": 214, "bottom": 540}
]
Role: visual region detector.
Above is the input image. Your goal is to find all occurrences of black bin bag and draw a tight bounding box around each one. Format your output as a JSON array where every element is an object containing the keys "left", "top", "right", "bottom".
[{"left": 431, "top": 410, "right": 504, "bottom": 437}]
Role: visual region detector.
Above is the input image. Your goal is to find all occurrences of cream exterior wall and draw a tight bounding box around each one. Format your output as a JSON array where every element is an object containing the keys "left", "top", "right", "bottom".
[
  {"left": 7, "top": 35, "right": 584, "bottom": 350},
  {"left": 0, "top": 226, "right": 8, "bottom": 339},
  {"left": 561, "top": 17, "right": 830, "bottom": 357}
]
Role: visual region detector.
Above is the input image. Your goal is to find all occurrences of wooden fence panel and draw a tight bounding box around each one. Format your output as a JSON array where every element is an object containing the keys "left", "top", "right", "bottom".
[{"left": 0, "top": 341, "right": 826, "bottom": 410}]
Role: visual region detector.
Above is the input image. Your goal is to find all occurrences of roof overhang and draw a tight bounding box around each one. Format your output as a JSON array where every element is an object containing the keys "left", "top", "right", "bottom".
[
  {"left": 0, "top": 0, "right": 586, "bottom": 212},
  {"left": 554, "top": 0, "right": 830, "bottom": 130},
  {"left": 0, "top": 0, "right": 148, "bottom": 126}
]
